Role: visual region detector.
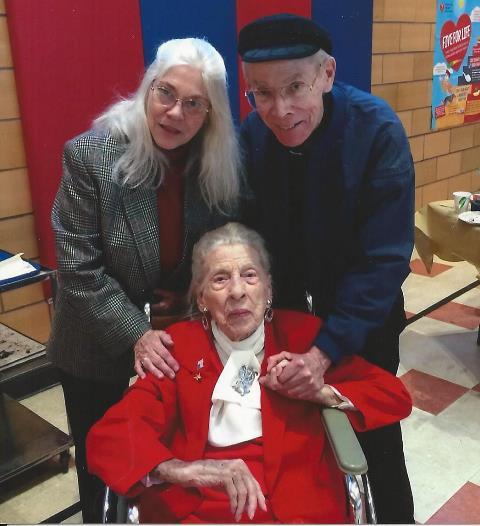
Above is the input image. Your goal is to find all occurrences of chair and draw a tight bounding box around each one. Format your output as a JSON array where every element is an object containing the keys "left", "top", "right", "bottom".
[
  {"left": 102, "top": 407, "right": 376, "bottom": 524},
  {"left": 103, "top": 486, "right": 138, "bottom": 524},
  {"left": 322, "top": 407, "right": 377, "bottom": 524}
]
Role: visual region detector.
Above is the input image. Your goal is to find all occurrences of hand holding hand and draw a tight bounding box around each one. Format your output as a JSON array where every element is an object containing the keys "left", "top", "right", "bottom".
[
  {"left": 134, "top": 329, "right": 179, "bottom": 380},
  {"left": 259, "top": 345, "right": 332, "bottom": 403},
  {"left": 154, "top": 458, "right": 267, "bottom": 522}
]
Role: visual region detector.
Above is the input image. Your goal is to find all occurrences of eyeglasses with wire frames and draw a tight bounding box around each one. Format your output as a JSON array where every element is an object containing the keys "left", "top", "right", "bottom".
[
  {"left": 245, "top": 66, "right": 322, "bottom": 109},
  {"left": 150, "top": 83, "right": 210, "bottom": 117}
]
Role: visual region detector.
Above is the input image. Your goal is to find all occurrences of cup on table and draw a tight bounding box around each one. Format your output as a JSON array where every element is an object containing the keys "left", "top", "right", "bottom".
[{"left": 453, "top": 191, "right": 471, "bottom": 214}]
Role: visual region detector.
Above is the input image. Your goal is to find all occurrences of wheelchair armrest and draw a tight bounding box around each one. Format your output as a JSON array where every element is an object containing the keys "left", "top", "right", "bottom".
[{"left": 321, "top": 407, "right": 368, "bottom": 476}]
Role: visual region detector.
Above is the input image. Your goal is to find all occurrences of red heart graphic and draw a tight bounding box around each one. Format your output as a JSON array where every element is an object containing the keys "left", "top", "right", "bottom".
[{"left": 440, "top": 14, "right": 472, "bottom": 71}]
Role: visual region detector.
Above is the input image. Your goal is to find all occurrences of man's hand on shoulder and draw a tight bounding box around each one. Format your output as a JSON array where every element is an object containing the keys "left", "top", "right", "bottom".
[{"left": 259, "top": 345, "right": 332, "bottom": 403}]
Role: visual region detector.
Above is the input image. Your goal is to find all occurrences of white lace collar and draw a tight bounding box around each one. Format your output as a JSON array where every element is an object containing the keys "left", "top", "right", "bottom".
[
  {"left": 208, "top": 321, "right": 265, "bottom": 447},
  {"left": 211, "top": 320, "right": 265, "bottom": 366}
]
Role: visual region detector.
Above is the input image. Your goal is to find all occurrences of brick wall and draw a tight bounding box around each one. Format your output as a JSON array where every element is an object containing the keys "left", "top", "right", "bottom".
[
  {"left": 372, "top": 0, "right": 480, "bottom": 209},
  {"left": 0, "top": 0, "right": 51, "bottom": 343}
]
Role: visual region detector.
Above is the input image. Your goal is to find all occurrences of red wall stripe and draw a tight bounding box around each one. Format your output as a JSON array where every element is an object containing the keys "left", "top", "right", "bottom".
[
  {"left": 6, "top": 0, "right": 144, "bottom": 268},
  {"left": 235, "top": 0, "right": 311, "bottom": 120}
]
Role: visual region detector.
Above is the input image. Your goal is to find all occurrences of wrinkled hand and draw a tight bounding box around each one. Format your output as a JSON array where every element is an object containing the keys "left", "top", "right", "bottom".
[
  {"left": 317, "top": 385, "right": 344, "bottom": 407},
  {"left": 259, "top": 345, "right": 332, "bottom": 403},
  {"left": 134, "top": 329, "right": 179, "bottom": 380},
  {"left": 154, "top": 458, "right": 267, "bottom": 522}
]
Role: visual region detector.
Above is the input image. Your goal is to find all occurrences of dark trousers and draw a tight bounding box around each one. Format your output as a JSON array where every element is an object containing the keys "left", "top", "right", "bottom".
[
  {"left": 357, "top": 296, "right": 414, "bottom": 523},
  {"left": 357, "top": 422, "right": 414, "bottom": 523},
  {"left": 279, "top": 291, "right": 415, "bottom": 522},
  {"left": 59, "top": 369, "right": 129, "bottom": 524}
]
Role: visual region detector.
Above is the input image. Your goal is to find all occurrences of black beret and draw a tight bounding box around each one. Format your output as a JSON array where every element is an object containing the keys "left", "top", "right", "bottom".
[{"left": 238, "top": 13, "right": 332, "bottom": 63}]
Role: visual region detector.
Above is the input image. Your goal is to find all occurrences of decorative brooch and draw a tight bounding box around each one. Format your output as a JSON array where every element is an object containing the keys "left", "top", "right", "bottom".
[
  {"left": 193, "top": 358, "right": 204, "bottom": 382},
  {"left": 232, "top": 365, "right": 258, "bottom": 396}
]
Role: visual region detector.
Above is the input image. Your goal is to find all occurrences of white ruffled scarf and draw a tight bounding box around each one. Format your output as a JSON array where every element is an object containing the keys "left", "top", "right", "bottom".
[{"left": 208, "top": 321, "right": 265, "bottom": 447}]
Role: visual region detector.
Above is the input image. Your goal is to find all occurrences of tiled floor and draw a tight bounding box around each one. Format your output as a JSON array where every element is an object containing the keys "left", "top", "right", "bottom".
[
  {"left": 0, "top": 251, "right": 479, "bottom": 524},
  {"left": 0, "top": 386, "right": 80, "bottom": 524},
  {"left": 400, "top": 252, "right": 480, "bottom": 524}
]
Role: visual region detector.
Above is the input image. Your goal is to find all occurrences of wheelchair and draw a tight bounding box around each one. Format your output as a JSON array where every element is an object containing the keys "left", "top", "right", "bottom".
[{"left": 102, "top": 407, "right": 376, "bottom": 524}]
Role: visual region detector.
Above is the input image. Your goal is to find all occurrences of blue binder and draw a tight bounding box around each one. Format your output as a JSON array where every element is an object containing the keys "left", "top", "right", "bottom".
[{"left": 0, "top": 250, "right": 42, "bottom": 289}]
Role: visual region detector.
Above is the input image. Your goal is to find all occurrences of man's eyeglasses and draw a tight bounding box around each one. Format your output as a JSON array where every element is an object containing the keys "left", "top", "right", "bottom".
[
  {"left": 150, "top": 84, "right": 210, "bottom": 117},
  {"left": 245, "top": 67, "right": 321, "bottom": 109}
]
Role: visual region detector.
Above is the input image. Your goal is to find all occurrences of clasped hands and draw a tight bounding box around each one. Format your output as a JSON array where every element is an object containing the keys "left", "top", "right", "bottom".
[{"left": 259, "top": 345, "right": 335, "bottom": 405}]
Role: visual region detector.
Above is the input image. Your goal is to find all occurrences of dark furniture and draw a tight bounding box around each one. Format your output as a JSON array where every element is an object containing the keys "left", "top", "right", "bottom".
[
  {"left": 0, "top": 250, "right": 58, "bottom": 397},
  {"left": 0, "top": 251, "right": 73, "bottom": 486},
  {"left": 0, "top": 392, "right": 72, "bottom": 484}
]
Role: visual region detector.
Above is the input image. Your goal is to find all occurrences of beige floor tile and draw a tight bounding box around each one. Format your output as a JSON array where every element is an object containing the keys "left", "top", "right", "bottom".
[
  {"left": 470, "top": 469, "right": 480, "bottom": 486},
  {"left": 403, "top": 260, "right": 479, "bottom": 313},
  {"left": 402, "top": 393, "right": 480, "bottom": 523},
  {"left": 455, "top": 286, "right": 480, "bottom": 309},
  {"left": 0, "top": 458, "right": 79, "bottom": 524},
  {"left": 61, "top": 510, "right": 82, "bottom": 523},
  {"left": 19, "top": 384, "right": 70, "bottom": 434},
  {"left": 400, "top": 318, "right": 480, "bottom": 388}
]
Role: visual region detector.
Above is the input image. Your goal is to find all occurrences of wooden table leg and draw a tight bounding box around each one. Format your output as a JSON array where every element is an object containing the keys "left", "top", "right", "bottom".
[{"left": 59, "top": 450, "right": 71, "bottom": 473}]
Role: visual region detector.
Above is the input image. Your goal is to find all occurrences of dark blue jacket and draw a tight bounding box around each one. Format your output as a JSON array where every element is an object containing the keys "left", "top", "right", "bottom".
[{"left": 240, "top": 82, "right": 414, "bottom": 367}]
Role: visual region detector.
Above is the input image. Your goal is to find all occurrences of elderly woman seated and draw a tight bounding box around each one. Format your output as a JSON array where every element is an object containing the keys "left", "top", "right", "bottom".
[{"left": 86, "top": 222, "right": 412, "bottom": 524}]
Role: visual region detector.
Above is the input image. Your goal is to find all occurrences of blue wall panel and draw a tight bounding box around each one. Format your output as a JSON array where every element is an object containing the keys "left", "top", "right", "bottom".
[
  {"left": 312, "top": 0, "right": 373, "bottom": 92},
  {"left": 139, "top": 0, "right": 374, "bottom": 121},
  {"left": 139, "top": 0, "right": 240, "bottom": 122}
]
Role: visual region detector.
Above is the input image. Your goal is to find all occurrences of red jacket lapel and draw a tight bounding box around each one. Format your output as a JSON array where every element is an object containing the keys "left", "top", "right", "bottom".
[
  {"left": 260, "top": 321, "right": 288, "bottom": 492},
  {"left": 168, "top": 322, "right": 221, "bottom": 461},
  {"left": 260, "top": 312, "right": 322, "bottom": 492},
  {"left": 170, "top": 313, "right": 323, "bottom": 492}
]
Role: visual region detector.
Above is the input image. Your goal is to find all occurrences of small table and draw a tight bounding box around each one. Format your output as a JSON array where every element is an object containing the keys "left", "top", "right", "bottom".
[
  {"left": 415, "top": 200, "right": 480, "bottom": 273},
  {"left": 0, "top": 251, "right": 72, "bottom": 485},
  {"left": 0, "top": 250, "right": 58, "bottom": 398},
  {"left": 0, "top": 393, "right": 72, "bottom": 484},
  {"left": 413, "top": 200, "right": 480, "bottom": 341}
]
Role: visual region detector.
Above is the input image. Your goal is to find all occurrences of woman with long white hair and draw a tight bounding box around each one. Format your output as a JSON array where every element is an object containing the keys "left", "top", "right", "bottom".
[{"left": 48, "top": 37, "right": 241, "bottom": 523}]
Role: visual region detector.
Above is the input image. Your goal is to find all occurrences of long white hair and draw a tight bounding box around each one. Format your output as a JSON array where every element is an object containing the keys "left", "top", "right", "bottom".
[{"left": 94, "top": 38, "right": 241, "bottom": 212}]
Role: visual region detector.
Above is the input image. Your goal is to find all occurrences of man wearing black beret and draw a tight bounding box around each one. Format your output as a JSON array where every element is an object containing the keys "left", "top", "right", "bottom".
[{"left": 239, "top": 13, "right": 415, "bottom": 524}]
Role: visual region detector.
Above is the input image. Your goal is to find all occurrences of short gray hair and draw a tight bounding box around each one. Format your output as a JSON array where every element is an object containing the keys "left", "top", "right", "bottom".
[
  {"left": 189, "top": 222, "right": 271, "bottom": 306},
  {"left": 309, "top": 48, "right": 332, "bottom": 66},
  {"left": 94, "top": 38, "right": 241, "bottom": 212}
]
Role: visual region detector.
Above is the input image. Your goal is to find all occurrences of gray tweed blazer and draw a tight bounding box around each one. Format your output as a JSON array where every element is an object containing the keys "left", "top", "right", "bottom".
[{"left": 47, "top": 130, "right": 234, "bottom": 382}]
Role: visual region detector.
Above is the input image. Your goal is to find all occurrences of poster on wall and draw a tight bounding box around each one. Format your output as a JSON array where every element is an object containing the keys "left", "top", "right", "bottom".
[{"left": 431, "top": 0, "right": 480, "bottom": 129}]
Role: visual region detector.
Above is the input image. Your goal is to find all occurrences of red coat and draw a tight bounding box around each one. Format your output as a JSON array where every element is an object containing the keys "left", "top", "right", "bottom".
[{"left": 87, "top": 310, "right": 411, "bottom": 523}]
